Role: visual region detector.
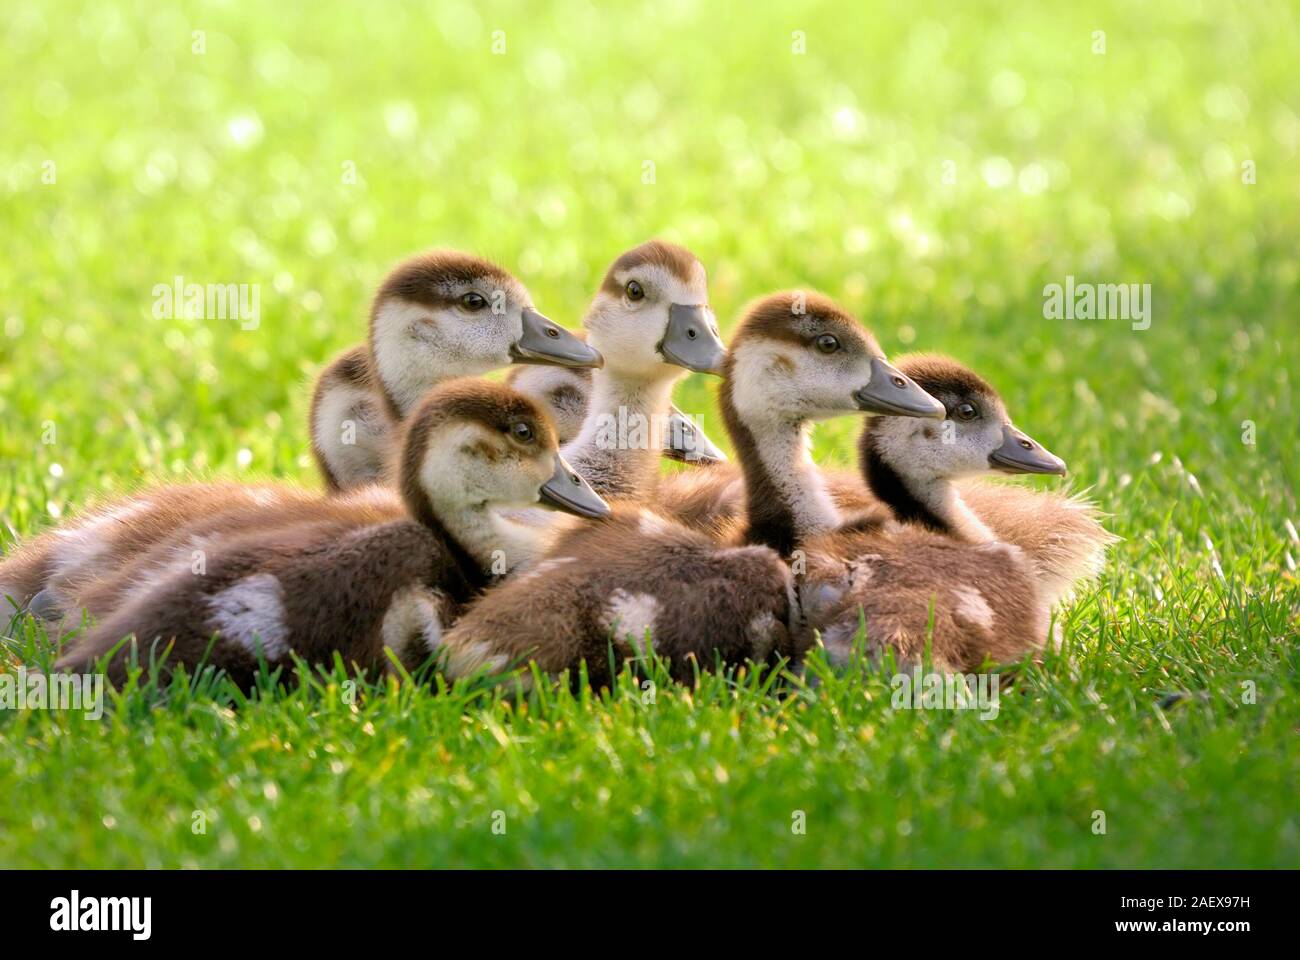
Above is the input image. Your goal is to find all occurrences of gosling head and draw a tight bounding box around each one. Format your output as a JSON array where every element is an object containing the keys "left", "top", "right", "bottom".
[
  {"left": 370, "top": 250, "right": 602, "bottom": 418},
  {"left": 399, "top": 379, "right": 610, "bottom": 529},
  {"left": 583, "top": 240, "right": 726, "bottom": 382},
  {"left": 860, "top": 354, "right": 1067, "bottom": 485},
  {"left": 506, "top": 350, "right": 728, "bottom": 464},
  {"left": 505, "top": 339, "right": 594, "bottom": 445},
  {"left": 724, "top": 291, "right": 946, "bottom": 425}
]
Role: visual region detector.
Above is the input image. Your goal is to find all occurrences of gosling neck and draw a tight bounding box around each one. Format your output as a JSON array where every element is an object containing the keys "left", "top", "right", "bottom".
[
  {"left": 859, "top": 433, "right": 996, "bottom": 543},
  {"left": 402, "top": 466, "right": 554, "bottom": 585},
  {"left": 430, "top": 500, "right": 560, "bottom": 576},
  {"left": 563, "top": 367, "right": 680, "bottom": 499},
  {"left": 720, "top": 385, "right": 840, "bottom": 558}
]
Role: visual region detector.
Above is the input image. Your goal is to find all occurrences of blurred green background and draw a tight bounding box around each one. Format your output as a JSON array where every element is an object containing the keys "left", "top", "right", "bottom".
[{"left": 1, "top": 1, "right": 1296, "bottom": 867}]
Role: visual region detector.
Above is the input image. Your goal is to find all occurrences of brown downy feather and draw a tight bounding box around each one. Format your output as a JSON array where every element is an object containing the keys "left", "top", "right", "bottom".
[
  {"left": 823, "top": 353, "right": 1114, "bottom": 606},
  {"left": 798, "top": 526, "right": 1050, "bottom": 673},
  {"left": 2, "top": 481, "right": 410, "bottom": 634},
  {"left": 654, "top": 463, "right": 743, "bottom": 531},
  {"left": 2, "top": 483, "right": 327, "bottom": 625},
  {"left": 947, "top": 480, "right": 1116, "bottom": 607},
  {"left": 438, "top": 291, "right": 915, "bottom": 686},
  {"left": 823, "top": 467, "right": 1115, "bottom": 598},
  {"left": 1, "top": 537, "right": 53, "bottom": 619},
  {"left": 665, "top": 353, "right": 1114, "bottom": 608},
  {"left": 65, "top": 484, "right": 409, "bottom": 629},
  {"left": 797, "top": 353, "right": 1114, "bottom": 670},
  {"left": 598, "top": 240, "right": 703, "bottom": 295},
  {"left": 438, "top": 503, "right": 796, "bottom": 689},
  {"left": 7, "top": 251, "right": 563, "bottom": 622},
  {"left": 63, "top": 517, "right": 469, "bottom": 689},
  {"left": 52, "top": 380, "right": 569, "bottom": 688}
]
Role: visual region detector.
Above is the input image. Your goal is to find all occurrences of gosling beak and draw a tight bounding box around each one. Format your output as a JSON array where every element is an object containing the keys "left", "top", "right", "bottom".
[
  {"left": 25, "top": 588, "right": 64, "bottom": 622},
  {"left": 989, "top": 425, "right": 1068, "bottom": 476},
  {"left": 511, "top": 309, "right": 604, "bottom": 369},
  {"left": 662, "top": 405, "right": 728, "bottom": 465},
  {"left": 658, "top": 304, "right": 727, "bottom": 375},
  {"left": 538, "top": 454, "right": 611, "bottom": 519},
  {"left": 853, "top": 357, "right": 947, "bottom": 419}
]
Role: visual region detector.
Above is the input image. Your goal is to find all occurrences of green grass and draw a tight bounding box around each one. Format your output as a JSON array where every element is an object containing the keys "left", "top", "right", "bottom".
[{"left": 1, "top": 0, "right": 1297, "bottom": 868}]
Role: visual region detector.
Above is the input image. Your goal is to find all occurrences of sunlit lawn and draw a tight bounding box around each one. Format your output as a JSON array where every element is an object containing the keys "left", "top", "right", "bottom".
[{"left": 1, "top": 0, "right": 1296, "bottom": 867}]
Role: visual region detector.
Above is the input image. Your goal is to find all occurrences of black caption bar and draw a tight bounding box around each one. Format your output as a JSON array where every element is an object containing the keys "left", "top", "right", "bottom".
[{"left": 0, "top": 868, "right": 1286, "bottom": 946}]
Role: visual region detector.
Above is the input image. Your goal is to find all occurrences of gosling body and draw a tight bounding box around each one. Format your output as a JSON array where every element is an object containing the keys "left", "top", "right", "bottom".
[{"left": 54, "top": 381, "right": 609, "bottom": 687}]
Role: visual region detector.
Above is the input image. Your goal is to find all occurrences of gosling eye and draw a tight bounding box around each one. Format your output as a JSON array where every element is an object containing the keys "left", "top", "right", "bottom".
[
  {"left": 460, "top": 292, "right": 488, "bottom": 312},
  {"left": 625, "top": 280, "right": 645, "bottom": 302},
  {"left": 815, "top": 334, "right": 839, "bottom": 354},
  {"left": 510, "top": 421, "right": 535, "bottom": 443},
  {"left": 955, "top": 402, "right": 979, "bottom": 421}
]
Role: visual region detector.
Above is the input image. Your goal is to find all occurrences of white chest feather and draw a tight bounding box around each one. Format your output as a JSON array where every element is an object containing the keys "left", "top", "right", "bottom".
[
  {"left": 206, "top": 573, "right": 292, "bottom": 660},
  {"left": 381, "top": 584, "right": 449, "bottom": 667},
  {"left": 600, "top": 588, "right": 660, "bottom": 654}
]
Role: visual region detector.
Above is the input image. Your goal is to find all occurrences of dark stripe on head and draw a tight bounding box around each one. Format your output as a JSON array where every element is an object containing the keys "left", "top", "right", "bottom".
[
  {"left": 719, "top": 290, "right": 884, "bottom": 408},
  {"left": 856, "top": 354, "right": 1002, "bottom": 535},
  {"left": 331, "top": 344, "right": 372, "bottom": 386},
  {"left": 598, "top": 240, "right": 703, "bottom": 297},
  {"left": 894, "top": 353, "right": 998, "bottom": 406},
  {"left": 716, "top": 291, "right": 887, "bottom": 556},
  {"left": 549, "top": 383, "right": 586, "bottom": 411},
  {"left": 367, "top": 251, "right": 521, "bottom": 418},
  {"left": 375, "top": 250, "right": 515, "bottom": 311},
  {"left": 726, "top": 290, "right": 883, "bottom": 356},
  {"left": 398, "top": 379, "right": 556, "bottom": 520}
]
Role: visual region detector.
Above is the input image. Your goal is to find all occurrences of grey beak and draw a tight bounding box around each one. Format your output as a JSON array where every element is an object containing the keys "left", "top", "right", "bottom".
[
  {"left": 511, "top": 309, "right": 604, "bottom": 369},
  {"left": 25, "top": 588, "right": 64, "bottom": 622},
  {"left": 989, "top": 425, "right": 1068, "bottom": 476},
  {"left": 853, "top": 357, "right": 947, "bottom": 419},
  {"left": 662, "top": 405, "right": 728, "bottom": 465},
  {"left": 658, "top": 304, "right": 727, "bottom": 376},
  {"left": 538, "top": 454, "right": 611, "bottom": 519}
]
